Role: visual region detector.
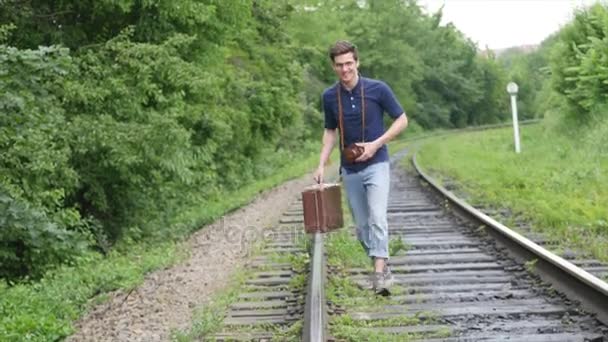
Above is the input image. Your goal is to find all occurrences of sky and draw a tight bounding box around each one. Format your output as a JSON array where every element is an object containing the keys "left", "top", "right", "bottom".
[{"left": 418, "top": 0, "right": 601, "bottom": 50}]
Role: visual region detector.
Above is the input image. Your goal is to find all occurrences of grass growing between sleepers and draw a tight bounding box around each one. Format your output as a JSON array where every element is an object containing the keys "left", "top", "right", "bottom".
[
  {"left": 172, "top": 234, "right": 310, "bottom": 341},
  {"left": 325, "top": 186, "right": 444, "bottom": 341}
]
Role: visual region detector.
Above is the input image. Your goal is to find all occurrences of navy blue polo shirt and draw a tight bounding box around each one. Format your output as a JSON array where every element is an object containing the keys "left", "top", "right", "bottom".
[{"left": 322, "top": 77, "right": 405, "bottom": 173}]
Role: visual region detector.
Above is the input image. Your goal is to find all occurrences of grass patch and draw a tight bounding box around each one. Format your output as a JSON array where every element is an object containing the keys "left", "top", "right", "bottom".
[
  {"left": 331, "top": 325, "right": 408, "bottom": 342},
  {"left": 176, "top": 223, "right": 313, "bottom": 341},
  {"left": 327, "top": 276, "right": 390, "bottom": 309},
  {"left": 0, "top": 242, "right": 183, "bottom": 341},
  {"left": 173, "top": 243, "right": 309, "bottom": 341},
  {"left": 389, "top": 237, "right": 410, "bottom": 256},
  {"left": 326, "top": 229, "right": 371, "bottom": 270},
  {"left": 172, "top": 268, "right": 250, "bottom": 341},
  {"left": 415, "top": 122, "right": 608, "bottom": 262},
  {"left": 170, "top": 144, "right": 324, "bottom": 238},
  {"left": 331, "top": 314, "right": 451, "bottom": 341},
  {"left": 326, "top": 188, "right": 417, "bottom": 338}
]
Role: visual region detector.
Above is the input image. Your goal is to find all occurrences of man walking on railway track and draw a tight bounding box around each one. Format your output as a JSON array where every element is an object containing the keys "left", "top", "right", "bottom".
[{"left": 313, "top": 40, "right": 408, "bottom": 295}]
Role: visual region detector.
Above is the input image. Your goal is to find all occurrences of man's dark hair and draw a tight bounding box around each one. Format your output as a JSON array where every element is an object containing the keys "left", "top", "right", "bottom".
[{"left": 329, "top": 40, "right": 358, "bottom": 62}]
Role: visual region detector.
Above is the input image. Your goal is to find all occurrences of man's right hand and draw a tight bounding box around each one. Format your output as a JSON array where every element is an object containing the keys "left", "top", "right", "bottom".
[{"left": 313, "top": 166, "right": 324, "bottom": 184}]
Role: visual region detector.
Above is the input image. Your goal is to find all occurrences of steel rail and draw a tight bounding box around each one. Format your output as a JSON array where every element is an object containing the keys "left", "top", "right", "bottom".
[
  {"left": 302, "top": 232, "right": 326, "bottom": 342},
  {"left": 412, "top": 152, "right": 608, "bottom": 325}
]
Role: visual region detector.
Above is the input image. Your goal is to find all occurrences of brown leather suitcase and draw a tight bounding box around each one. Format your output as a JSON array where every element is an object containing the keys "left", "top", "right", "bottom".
[{"left": 301, "top": 183, "right": 344, "bottom": 233}]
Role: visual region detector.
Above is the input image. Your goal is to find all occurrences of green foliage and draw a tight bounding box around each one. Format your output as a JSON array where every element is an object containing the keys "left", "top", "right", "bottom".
[
  {"left": 0, "top": 191, "right": 87, "bottom": 279},
  {"left": 470, "top": 55, "right": 510, "bottom": 123},
  {"left": 348, "top": 0, "right": 506, "bottom": 128},
  {"left": 326, "top": 229, "right": 371, "bottom": 270},
  {"left": 1, "top": 0, "right": 312, "bottom": 267},
  {"left": 496, "top": 4, "right": 608, "bottom": 127},
  {"left": 388, "top": 237, "right": 409, "bottom": 256},
  {"left": 62, "top": 32, "right": 202, "bottom": 242},
  {"left": 0, "top": 45, "right": 89, "bottom": 278},
  {"left": 0, "top": 45, "right": 77, "bottom": 213},
  {"left": 0, "top": 0, "right": 249, "bottom": 49},
  {"left": 410, "top": 18, "right": 508, "bottom": 128},
  {"left": 0, "top": 24, "right": 15, "bottom": 43},
  {"left": 348, "top": 0, "right": 426, "bottom": 113},
  {"left": 287, "top": 0, "right": 509, "bottom": 130},
  {"left": 497, "top": 36, "right": 558, "bottom": 120},
  {"left": 0, "top": 243, "right": 181, "bottom": 341},
  {"left": 331, "top": 313, "right": 450, "bottom": 342},
  {"left": 551, "top": 3, "right": 608, "bottom": 122}
]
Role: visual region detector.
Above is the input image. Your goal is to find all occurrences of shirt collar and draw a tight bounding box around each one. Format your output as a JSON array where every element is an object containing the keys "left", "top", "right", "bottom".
[{"left": 339, "top": 75, "right": 363, "bottom": 93}]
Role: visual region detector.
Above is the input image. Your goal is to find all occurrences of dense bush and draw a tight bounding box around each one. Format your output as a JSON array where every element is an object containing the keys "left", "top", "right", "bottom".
[
  {"left": 499, "top": 3, "right": 608, "bottom": 125},
  {"left": 551, "top": 3, "right": 608, "bottom": 122},
  {"left": 0, "top": 1, "right": 308, "bottom": 280},
  {"left": 497, "top": 35, "right": 559, "bottom": 121},
  {"left": 0, "top": 45, "right": 88, "bottom": 278}
]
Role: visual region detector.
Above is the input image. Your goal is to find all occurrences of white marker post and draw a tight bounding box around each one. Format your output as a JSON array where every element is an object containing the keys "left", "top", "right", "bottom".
[{"left": 507, "top": 82, "right": 521, "bottom": 154}]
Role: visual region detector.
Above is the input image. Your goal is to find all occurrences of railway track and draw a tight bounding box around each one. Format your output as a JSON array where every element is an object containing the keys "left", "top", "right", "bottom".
[
  {"left": 209, "top": 214, "right": 308, "bottom": 341},
  {"left": 204, "top": 150, "right": 608, "bottom": 341}
]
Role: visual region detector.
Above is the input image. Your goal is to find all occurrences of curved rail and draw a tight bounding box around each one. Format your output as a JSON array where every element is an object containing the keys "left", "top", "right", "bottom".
[{"left": 412, "top": 152, "right": 608, "bottom": 325}]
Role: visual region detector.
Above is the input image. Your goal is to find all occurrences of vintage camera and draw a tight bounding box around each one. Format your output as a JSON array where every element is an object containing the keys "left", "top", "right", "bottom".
[{"left": 344, "top": 143, "right": 365, "bottom": 163}]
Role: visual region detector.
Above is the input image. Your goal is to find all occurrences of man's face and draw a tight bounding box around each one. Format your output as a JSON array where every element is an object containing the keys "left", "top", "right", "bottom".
[{"left": 332, "top": 52, "right": 359, "bottom": 85}]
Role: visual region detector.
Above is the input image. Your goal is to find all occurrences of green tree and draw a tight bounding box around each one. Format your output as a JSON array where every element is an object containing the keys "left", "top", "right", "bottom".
[
  {"left": 0, "top": 45, "right": 87, "bottom": 278},
  {"left": 550, "top": 3, "right": 608, "bottom": 122}
]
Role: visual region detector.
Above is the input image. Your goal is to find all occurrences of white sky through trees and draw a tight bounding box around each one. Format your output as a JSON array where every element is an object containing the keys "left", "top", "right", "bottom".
[{"left": 418, "top": 0, "right": 601, "bottom": 50}]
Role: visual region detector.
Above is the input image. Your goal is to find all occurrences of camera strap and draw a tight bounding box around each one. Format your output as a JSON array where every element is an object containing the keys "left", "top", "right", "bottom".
[{"left": 337, "top": 77, "right": 365, "bottom": 151}]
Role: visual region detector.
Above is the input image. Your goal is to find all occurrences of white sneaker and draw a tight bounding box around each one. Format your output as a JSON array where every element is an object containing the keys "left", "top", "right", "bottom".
[{"left": 374, "top": 266, "right": 393, "bottom": 296}]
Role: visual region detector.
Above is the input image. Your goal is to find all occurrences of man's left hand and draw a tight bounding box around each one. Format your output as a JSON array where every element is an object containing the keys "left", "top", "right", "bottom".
[{"left": 354, "top": 141, "right": 381, "bottom": 162}]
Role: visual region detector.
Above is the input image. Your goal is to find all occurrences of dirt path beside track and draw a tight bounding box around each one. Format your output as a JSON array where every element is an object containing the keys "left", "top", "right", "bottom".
[{"left": 67, "top": 173, "right": 317, "bottom": 342}]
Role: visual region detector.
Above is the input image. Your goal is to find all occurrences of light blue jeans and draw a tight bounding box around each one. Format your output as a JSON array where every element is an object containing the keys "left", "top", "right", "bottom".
[{"left": 342, "top": 161, "right": 390, "bottom": 259}]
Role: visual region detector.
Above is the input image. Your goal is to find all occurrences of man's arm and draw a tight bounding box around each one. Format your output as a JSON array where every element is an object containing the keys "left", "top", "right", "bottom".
[
  {"left": 313, "top": 128, "right": 338, "bottom": 184},
  {"left": 375, "top": 113, "right": 408, "bottom": 146},
  {"left": 355, "top": 113, "right": 408, "bottom": 162}
]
